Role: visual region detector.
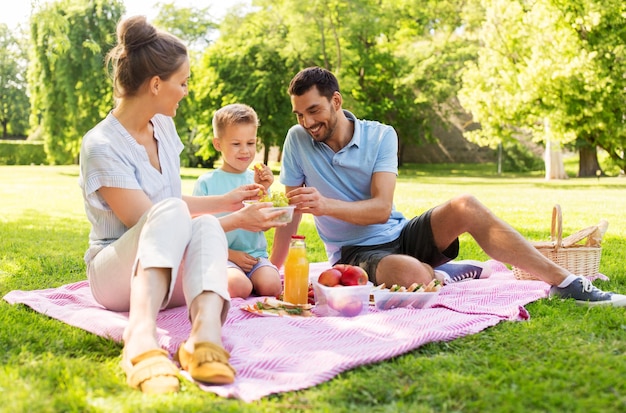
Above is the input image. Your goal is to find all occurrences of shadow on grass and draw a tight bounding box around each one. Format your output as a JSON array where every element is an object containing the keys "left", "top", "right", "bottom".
[
  {"left": 0, "top": 211, "right": 89, "bottom": 294},
  {"left": 530, "top": 181, "right": 626, "bottom": 190},
  {"left": 0, "top": 214, "right": 121, "bottom": 393},
  {"left": 399, "top": 163, "right": 538, "bottom": 178}
]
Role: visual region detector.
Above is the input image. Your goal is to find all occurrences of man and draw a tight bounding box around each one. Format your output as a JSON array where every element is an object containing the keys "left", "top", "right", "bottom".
[{"left": 270, "top": 66, "right": 626, "bottom": 307}]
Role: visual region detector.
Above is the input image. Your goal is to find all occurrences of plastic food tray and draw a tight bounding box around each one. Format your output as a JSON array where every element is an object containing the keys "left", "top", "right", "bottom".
[{"left": 372, "top": 289, "right": 439, "bottom": 310}]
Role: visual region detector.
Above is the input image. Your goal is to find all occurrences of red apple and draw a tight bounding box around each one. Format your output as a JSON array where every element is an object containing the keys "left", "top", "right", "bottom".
[
  {"left": 317, "top": 268, "right": 342, "bottom": 287},
  {"left": 335, "top": 264, "right": 368, "bottom": 286},
  {"left": 332, "top": 264, "right": 349, "bottom": 273}
]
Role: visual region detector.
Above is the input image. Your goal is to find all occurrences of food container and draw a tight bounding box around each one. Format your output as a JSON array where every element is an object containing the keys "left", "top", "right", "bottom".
[
  {"left": 243, "top": 201, "right": 296, "bottom": 223},
  {"left": 268, "top": 206, "right": 296, "bottom": 223},
  {"left": 372, "top": 290, "right": 439, "bottom": 310},
  {"left": 312, "top": 281, "right": 373, "bottom": 317}
]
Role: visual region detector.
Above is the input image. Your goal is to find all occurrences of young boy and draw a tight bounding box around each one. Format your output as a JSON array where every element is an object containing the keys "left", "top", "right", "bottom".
[{"left": 194, "top": 103, "right": 282, "bottom": 299}]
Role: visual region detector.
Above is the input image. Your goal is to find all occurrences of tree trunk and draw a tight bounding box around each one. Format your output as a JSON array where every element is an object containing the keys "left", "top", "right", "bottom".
[
  {"left": 398, "top": 141, "right": 405, "bottom": 167},
  {"left": 578, "top": 145, "right": 601, "bottom": 177},
  {"left": 263, "top": 144, "right": 270, "bottom": 165}
]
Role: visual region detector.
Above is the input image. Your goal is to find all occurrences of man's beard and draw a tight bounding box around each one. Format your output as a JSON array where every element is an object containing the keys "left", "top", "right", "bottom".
[{"left": 311, "top": 109, "right": 337, "bottom": 144}]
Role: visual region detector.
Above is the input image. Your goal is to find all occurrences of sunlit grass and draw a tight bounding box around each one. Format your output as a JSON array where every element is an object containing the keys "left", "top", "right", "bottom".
[{"left": 1, "top": 164, "right": 626, "bottom": 412}]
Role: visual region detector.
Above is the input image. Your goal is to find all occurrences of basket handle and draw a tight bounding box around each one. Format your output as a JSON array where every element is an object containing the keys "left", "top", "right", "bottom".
[{"left": 550, "top": 204, "right": 563, "bottom": 250}]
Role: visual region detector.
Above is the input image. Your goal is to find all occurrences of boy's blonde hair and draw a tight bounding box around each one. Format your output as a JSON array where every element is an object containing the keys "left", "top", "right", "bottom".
[{"left": 212, "top": 103, "right": 259, "bottom": 139}]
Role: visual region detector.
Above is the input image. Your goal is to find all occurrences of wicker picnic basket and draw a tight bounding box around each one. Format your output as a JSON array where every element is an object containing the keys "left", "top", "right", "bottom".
[{"left": 512, "top": 204, "right": 607, "bottom": 280}]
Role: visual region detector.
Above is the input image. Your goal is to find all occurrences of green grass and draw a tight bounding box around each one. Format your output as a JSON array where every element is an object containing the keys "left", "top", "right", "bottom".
[{"left": 1, "top": 164, "right": 626, "bottom": 413}]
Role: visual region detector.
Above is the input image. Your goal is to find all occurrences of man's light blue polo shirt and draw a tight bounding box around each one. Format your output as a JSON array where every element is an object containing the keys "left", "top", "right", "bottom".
[{"left": 280, "top": 110, "right": 407, "bottom": 264}]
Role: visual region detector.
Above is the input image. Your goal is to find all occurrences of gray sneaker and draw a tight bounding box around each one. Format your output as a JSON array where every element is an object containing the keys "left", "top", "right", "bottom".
[
  {"left": 549, "top": 276, "right": 626, "bottom": 307},
  {"left": 435, "top": 260, "right": 492, "bottom": 284}
]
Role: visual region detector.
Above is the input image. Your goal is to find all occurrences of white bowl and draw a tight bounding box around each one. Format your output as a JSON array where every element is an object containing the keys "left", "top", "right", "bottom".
[
  {"left": 313, "top": 281, "right": 373, "bottom": 317},
  {"left": 242, "top": 202, "right": 295, "bottom": 223},
  {"left": 268, "top": 206, "right": 295, "bottom": 223}
]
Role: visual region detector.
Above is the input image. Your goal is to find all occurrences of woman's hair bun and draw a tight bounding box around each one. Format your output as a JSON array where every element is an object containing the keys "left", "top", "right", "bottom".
[{"left": 117, "top": 15, "right": 158, "bottom": 52}]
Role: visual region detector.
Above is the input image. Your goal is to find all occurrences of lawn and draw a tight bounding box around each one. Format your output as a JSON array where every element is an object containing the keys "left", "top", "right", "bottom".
[{"left": 1, "top": 164, "right": 625, "bottom": 413}]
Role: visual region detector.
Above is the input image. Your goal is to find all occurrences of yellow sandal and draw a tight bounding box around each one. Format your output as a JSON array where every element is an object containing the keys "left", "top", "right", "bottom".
[
  {"left": 123, "top": 349, "right": 180, "bottom": 394},
  {"left": 175, "top": 341, "right": 236, "bottom": 384}
]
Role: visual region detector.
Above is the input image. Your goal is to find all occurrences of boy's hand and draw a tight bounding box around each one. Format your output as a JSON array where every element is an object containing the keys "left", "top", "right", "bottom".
[
  {"left": 230, "top": 250, "right": 258, "bottom": 272},
  {"left": 253, "top": 163, "right": 274, "bottom": 189}
]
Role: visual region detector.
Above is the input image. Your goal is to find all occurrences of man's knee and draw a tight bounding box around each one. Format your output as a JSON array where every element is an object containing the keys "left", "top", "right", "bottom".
[
  {"left": 376, "top": 254, "right": 434, "bottom": 287},
  {"left": 451, "top": 193, "right": 482, "bottom": 212}
]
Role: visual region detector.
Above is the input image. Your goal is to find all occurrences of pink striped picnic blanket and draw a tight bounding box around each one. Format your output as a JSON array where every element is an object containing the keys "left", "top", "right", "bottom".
[{"left": 3, "top": 260, "right": 550, "bottom": 402}]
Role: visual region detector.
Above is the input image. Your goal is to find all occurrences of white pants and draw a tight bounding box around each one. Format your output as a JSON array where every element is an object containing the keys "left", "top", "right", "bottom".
[{"left": 87, "top": 198, "right": 230, "bottom": 321}]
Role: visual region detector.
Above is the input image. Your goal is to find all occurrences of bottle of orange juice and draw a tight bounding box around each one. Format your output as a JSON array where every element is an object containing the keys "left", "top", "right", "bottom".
[{"left": 283, "top": 235, "right": 309, "bottom": 305}]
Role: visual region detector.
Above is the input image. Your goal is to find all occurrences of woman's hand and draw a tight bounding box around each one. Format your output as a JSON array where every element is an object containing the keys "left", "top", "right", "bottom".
[
  {"left": 184, "top": 183, "right": 266, "bottom": 216},
  {"left": 222, "top": 183, "right": 266, "bottom": 212},
  {"left": 220, "top": 202, "right": 288, "bottom": 233}
]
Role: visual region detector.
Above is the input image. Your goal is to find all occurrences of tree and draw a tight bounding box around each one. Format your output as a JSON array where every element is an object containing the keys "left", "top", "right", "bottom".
[
  {"left": 389, "top": 0, "right": 479, "bottom": 164},
  {"left": 275, "top": 0, "right": 478, "bottom": 165},
  {"left": 459, "top": 0, "right": 626, "bottom": 176},
  {"left": 28, "top": 0, "right": 122, "bottom": 164},
  {"left": 0, "top": 23, "right": 30, "bottom": 138},
  {"left": 203, "top": 0, "right": 477, "bottom": 166},
  {"left": 554, "top": 0, "right": 626, "bottom": 175},
  {"left": 193, "top": 7, "right": 297, "bottom": 165},
  {"left": 153, "top": 2, "right": 217, "bottom": 51},
  {"left": 152, "top": 3, "right": 219, "bottom": 167}
]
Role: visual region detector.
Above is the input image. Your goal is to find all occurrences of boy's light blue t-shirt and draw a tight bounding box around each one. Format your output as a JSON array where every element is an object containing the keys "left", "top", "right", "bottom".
[
  {"left": 279, "top": 110, "right": 407, "bottom": 265},
  {"left": 193, "top": 169, "right": 268, "bottom": 258}
]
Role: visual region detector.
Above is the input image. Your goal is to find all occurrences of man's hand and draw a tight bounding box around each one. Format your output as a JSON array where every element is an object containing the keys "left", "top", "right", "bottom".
[
  {"left": 286, "top": 186, "right": 326, "bottom": 216},
  {"left": 284, "top": 172, "right": 395, "bottom": 225}
]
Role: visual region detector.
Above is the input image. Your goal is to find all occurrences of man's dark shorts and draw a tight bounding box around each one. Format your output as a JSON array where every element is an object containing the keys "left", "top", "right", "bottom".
[{"left": 337, "top": 208, "right": 459, "bottom": 284}]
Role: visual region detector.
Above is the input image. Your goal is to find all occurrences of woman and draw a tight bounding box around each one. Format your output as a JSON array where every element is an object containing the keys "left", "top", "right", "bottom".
[{"left": 78, "top": 15, "right": 285, "bottom": 394}]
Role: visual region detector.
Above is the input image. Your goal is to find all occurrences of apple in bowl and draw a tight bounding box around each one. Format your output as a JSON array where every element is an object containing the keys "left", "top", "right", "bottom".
[
  {"left": 313, "top": 264, "right": 371, "bottom": 317},
  {"left": 317, "top": 268, "right": 342, "bottom": 287},
  {"left": 318, "top": 264, "right": 368, "bottom": 287},
  {"left": 328, "top": 294, "right": 364, "bottom": 317}
]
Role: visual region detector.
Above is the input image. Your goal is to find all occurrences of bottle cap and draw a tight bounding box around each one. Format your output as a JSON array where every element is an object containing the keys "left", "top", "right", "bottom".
[{"left": 291, "top": 235, "right": 305, "bottom": 240}]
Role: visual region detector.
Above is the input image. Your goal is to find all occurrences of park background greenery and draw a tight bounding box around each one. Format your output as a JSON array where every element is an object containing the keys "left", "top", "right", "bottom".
[
  {"left": 1, "top": 0, "right": 625, "bottom": 175},
  {"left": 2, "top": 0, "right": 626, "bottom": 411}
]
